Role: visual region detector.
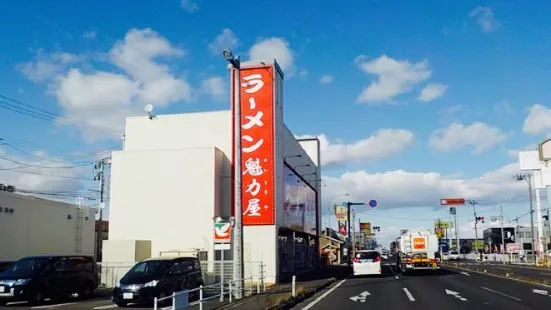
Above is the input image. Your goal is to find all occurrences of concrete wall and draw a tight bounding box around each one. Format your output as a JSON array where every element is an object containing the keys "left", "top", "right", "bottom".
[
  {"left": 0, "top": 192, "right": 95, "bottom": 261},
  {"left": 108, "top": 147, "right": 227, "bottom": 262}
]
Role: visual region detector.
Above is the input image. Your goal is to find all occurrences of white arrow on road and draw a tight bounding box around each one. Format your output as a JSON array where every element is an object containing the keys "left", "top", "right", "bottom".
[
  {"left": 350, "top": 291, "right": 370, "bottom": 302},
  {"left": 461, "top": 272, "right": 470, "bottom": 276},
  {"left": 533, "top": 289, "right": 550, "bottom": 296},
  {"left": 446, "top": 289, "right": 467, "bottom": 301}
]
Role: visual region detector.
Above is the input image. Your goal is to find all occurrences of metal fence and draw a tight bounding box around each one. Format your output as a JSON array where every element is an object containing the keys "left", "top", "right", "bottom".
[
  {"left": 460, "top": 253, "right": 549, "bottom": 265},
  {"left": 154, "top": 276, "right": 262, "bottom": 310},
  {"left": 97, "top": 260, "right": 265, "bottom": 289}
]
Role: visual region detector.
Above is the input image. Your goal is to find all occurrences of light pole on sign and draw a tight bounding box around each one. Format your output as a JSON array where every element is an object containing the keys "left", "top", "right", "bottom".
[{"left": 223, "top": 48, "right": 244, "bottom": 298}]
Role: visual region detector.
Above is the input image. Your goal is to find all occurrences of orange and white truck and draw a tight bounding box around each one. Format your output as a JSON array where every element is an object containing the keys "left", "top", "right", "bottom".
[{"left": 396, "top": 229, "right": 440, "bottom": 275}]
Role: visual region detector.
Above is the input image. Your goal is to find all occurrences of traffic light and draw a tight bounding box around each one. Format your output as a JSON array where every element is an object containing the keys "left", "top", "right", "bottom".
[
  {"left": 475, "top": 216, "right": 485, "bottom": 223},
  {"left": 544, "top": 215, "right": 549, "bottom": 221}
]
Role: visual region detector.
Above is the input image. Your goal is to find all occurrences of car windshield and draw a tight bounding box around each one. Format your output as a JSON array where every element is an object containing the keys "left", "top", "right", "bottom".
[
  {"left": 127, "top": 260, "right": 170, "bottom": 277},
  {"left": 4, "top": 257, "right": 50, "bottom": 276}
]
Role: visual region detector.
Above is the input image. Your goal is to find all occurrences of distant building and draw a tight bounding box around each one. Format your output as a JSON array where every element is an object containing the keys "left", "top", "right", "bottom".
[{"left": 0, "top": 191, "right": 95, "bottom": 261}]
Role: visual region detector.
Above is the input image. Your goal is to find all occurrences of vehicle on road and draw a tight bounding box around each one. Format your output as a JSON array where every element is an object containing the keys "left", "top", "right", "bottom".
[
  {"left": 0, "top": 255, "right": 98, "bottom": 306},
  {"left": 0, "top": 262, "right": 14, "bottom": 273},
  {"left": 448, "top": 251, "right": 460, "bottom": 260},
  {"left": 396, "top": 230, "right": 440, "bottom": 275},
  {"left": 113, "top": 256, "right": 204, "bottom": 307},
  {"left": 352, "top": 250, "right": 382, "bottom": 276}
]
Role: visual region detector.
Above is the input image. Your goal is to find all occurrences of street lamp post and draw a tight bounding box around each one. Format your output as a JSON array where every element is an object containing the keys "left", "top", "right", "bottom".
[
  {"left": 328, "top": 193, "right": 349, "bottom": 228},
  {"left": 223, "top": 48, "right": 244, "bottom": 298},
  {"left": 345, "top": 201, "right": 368, "bottom": 264}
]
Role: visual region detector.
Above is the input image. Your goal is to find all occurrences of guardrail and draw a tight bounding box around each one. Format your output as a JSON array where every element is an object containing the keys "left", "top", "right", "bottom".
[
  {"left": 153, "top": 276, "right": 261, "bottom": 310},
  {"left": 459, "top": 253, "right": 551, "bottom": 266}
]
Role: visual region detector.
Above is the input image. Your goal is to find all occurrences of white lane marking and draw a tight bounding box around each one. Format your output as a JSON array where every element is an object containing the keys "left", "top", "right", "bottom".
[
  {"left": 541, "top": 272, "right": 551, "bottom": 276},
  {"left": 301, "top": 278, "right": 347, "bottom": 310},
  {"left": 395, "top": 275, "right": 399, "bottom": 279},
  {"left": 31, "top": 302, "right": 79, "bottom": 309},
  {"left": 93, "top": 304, "right": 118, "bottom": 310},
  {"left": 481, "top": 286, "right": 522, "bottom": 301},
  {"left": 533, "top": 288, "right": 549, "bottom": 296},
  {"left": 445, "top": 289, "right": 467, "bottom": 301},
  {"left": 386, "top": 263, "right": 400, "bottom": 279},
  {"left": 461, "top": 272, "right": 471, "bottom": 276},
  {"left": 402, "top": 288, "right": 415, "bottom": 301},
  {"left": 7, "top": 301, "right": 27, "bottom": 305}
]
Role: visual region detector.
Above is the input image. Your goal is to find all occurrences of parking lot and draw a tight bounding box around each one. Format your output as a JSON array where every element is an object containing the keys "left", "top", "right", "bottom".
[{"left": 2, "top": 296, "right": 227, "bottom": 310}]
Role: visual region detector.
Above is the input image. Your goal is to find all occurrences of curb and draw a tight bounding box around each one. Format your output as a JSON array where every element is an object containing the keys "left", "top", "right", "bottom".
[
  {"left": 444, "top": 264, "right": 551, "bottom": 288},
  {"left": 266, "top": 278, "right": 338, "bottom": 310}
]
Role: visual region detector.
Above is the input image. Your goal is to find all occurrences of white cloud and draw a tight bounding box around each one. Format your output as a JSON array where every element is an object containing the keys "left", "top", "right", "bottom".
[
  {"left": 322, "top": 162, "right": 523, "bottom": 211},
  {"left": 418, "top": 83, "right": 447, "bottom": 102},
  {"left": 523, "top": 104, "right": 551, "bottom": 136},
  {"left": 200, "top": 76, "right": 226, "bottom": 100},
  {"left": 0, "top": 146, "right": 92, "bottom": 193},
  {"left": 18, "top": 51, "right": 84, "bottom": 82},
  {"left": 355, "top": 55, "right": 431, "bottom": 103},
  {"left": 209, "top": 28, "right": 239, "bottom": 55},
  {"left": 298, "top": 69, "right": 308, "bottom": 79},
  {"left": 469, "top": 7, "right": 500, "bottom": 33},
  {"left": 248, "top": 37, "right": 295, "bottom": 74},
  {"left": 47, "top": 28, "right": 193, "bottom": 140},
  {"left": 429, "top": 122, "right": 507, "bottom": 154},
  {"left": 180, "top": 0, "right": 200, "bottom": 12},
  {"left": 297, "top": 129, "right": 415, "bottom": 167},
  {"left": 320, "top": 74, "right": 334, "bottom": 84}
]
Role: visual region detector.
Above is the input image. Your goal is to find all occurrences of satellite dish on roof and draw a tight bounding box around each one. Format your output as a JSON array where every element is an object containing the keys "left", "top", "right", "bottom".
[{"left": 144, "top": 104, "right": 156, "bottom": 120}]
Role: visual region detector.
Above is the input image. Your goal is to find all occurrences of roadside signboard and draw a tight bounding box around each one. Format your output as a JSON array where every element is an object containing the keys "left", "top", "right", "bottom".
[
  {"left": 214, "top": 221, "right": 231, "bottom": 243},
  {"left": 440, "top": 198, "right": 465, "bottom": 205}
]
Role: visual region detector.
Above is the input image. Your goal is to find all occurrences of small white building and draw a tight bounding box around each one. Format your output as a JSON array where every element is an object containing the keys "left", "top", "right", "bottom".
[
  {"left": 104, "top": 60, "right": 322, "bottom": 284},
  {"left": 0, "top": 191, "right": 96, "bottom": 261}
]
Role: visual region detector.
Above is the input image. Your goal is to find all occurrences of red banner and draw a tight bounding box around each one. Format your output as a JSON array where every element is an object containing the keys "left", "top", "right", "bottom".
[{"left": 238, "top": 66, "right": 275, "bottom": 225}]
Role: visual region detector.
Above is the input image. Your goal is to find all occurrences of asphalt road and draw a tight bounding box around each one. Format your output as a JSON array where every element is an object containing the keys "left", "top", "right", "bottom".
[
  {"left": 449, "top": 260, "right": 551, "bottom": 281},
  {"left": 1, "top": 296, "right": 226, "bottom": 310},
  {"left": 292, "top": 260, "right": 551, "bottom": 310}
]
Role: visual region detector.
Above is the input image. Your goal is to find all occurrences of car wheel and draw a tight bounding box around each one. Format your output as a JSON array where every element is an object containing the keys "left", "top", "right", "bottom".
[
  {"left": 28, "top": 290, "right": 46, "bottom": 306},
  {"left": 78, "top": 282, "right": 95, "bottom": 300}
]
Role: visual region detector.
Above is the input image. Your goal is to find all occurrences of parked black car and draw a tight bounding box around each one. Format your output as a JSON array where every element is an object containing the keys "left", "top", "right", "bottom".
[
  {"left": 113, "top": 256, "right": 204, "bottom": 307},
  {"left": 0, "top": 255, "right": 98, "bottom": 306},
  {"left": 0, "top": 262, "right": 14, "bottom": 273}
]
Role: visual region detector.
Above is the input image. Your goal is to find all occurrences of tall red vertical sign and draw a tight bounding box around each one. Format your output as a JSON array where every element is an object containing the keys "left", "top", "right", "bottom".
[{"left": 237, "top": 65, "right": 275, "bottom": 225}]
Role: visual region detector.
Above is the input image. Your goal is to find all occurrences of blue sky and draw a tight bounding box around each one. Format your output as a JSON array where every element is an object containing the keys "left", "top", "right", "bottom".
[{"left": 1, "top": 0, "right": 551, "bottom": 245}]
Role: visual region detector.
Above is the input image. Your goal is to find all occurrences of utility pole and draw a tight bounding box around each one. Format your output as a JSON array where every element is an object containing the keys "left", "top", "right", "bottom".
[
  {"left": 452, "top": 207, "right": 459, "bottom": 252},
  {"left": 468, "top": 200, "right": 479, "bottom": 253},
  {"left": 94, "top": 158, "right": 109, "bottom": 262},
  {"left": 223, "top": 49, "right": 244, "bottom": 298},
  {"left": 548, "top": 209, "right": 551, "bottom": 250},
  {"left": 500, "top": 205, "right": 505, "bottom": 262},
  {"left": 516, "top": 173, "right": 537, "bottom": 264},
  {"left": 352, "top": 210, "right": 356, "bottom": 257}
]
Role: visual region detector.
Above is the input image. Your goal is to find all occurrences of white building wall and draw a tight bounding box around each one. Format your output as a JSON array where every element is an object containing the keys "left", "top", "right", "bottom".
[
  {"left": 108, "top": 147, "right": 227, "bottom": 261},
  {"left": 0, "top": 192, "right": 95, "bottom": 261}
]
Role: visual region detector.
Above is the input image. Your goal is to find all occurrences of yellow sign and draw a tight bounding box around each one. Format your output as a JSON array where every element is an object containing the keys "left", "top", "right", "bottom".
[
  {"left": 334, "top": 205, "right": 347, "bottom": 221},
  {"left": 360, "top": 222, "right": 371, "bottom": 235},
  {"left": 434, "top": 220, "right": 453, "bottom": 229}
]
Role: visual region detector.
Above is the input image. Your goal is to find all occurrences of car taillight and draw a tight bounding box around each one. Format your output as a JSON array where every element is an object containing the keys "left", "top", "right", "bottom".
[
  {"left": 405, "top": 258, "right": 412, "bottom": 263},
  {"left": 353, "top": 257, "right": 360, "bottom": 263},
  {"left": 374, "top": 256, "right": 381, "bottom": 262}
]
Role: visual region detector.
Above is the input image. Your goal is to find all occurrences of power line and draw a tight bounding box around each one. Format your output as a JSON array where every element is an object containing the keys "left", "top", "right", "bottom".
[
  {"left": 0, "top": 168, "right": 94, "bottom": 181},
  {"left": 0, "top": 155, "right": 92, "bottom": 169},
  {"left": 0, "top": 94, "right": 121, "bottom": 135}
]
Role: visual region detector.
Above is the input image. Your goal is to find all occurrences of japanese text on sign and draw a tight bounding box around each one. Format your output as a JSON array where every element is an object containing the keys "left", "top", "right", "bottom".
[{"left": 239, "top": 66, "right": 275, "bottom": 225}]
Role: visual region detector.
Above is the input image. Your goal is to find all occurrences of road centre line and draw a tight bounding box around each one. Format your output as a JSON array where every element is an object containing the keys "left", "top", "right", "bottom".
[
  {"left": 402, "top": 288, "right": 415, "bottom": 301},
  {"left": 301, "top": 278, "right": 348, "bottom": 310},
  {"left": 31, "top": 302, "right": 79, "bottom": 309},
  {"left": 481, "top": 286, "right": 522, "bottom": 301},
  {"left": 93, "top": 304, "right": 118, "bottom": 310}
]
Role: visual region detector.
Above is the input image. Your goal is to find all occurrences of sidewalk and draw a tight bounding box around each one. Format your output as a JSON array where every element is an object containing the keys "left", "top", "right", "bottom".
[{"left": 218, "top": 265, "right": 350, "bottom": 310}]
